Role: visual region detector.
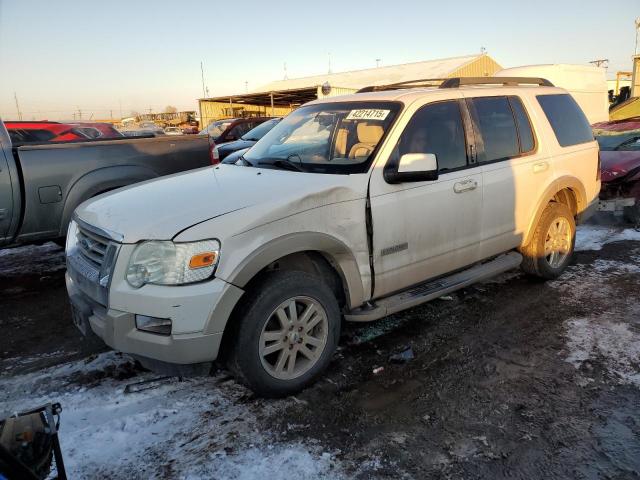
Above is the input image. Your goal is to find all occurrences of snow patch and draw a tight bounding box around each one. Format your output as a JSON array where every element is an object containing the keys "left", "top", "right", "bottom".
[
  {"left": 0, "top": 352, "right": 345, "bottom": 478},
  {"left": 575, "top": 225, "right": 640, "bottom": 252},
  {"left": 565, "top": 316, "right": 640, "bottom": 387},
  {"left": 0, "top": 242, "right": 65, "bottom": 276}
]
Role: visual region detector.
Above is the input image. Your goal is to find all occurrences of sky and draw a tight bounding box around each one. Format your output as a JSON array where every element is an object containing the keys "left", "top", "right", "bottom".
[{"left": 0, "top": 0, "right": 636, "bottom": 121}]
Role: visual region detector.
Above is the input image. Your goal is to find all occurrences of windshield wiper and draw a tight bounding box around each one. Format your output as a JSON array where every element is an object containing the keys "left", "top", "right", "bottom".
[{"left": 257, "top": 157, "right": 306, "bottom": 172}]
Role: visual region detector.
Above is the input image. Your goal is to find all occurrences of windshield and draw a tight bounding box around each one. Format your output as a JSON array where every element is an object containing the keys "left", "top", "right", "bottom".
[
  {"left": 203, "top": 120, "right": 233, "bottom": 138},
  {"left": 243, "top": 101, "right": 400, "bottom": 174},
  {"left": 596, "top": 133, "right": 640, "bottom": 151},
  {"left": 241, "top": 118, "right": 281, "bottom": 141}
]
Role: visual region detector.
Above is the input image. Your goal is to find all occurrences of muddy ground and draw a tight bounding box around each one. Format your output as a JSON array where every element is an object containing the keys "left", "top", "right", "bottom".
[{"left": 1, "top": 223, "right": 640, "bottom": 478}]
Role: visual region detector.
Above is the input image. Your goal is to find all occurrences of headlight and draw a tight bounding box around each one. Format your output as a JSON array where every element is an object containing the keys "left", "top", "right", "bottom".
[{"left": 126, "top": 239, "right": 220, "bottom": 288}]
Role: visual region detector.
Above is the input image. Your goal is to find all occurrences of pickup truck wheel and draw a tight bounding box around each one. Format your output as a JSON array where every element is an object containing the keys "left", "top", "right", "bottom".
[
  {"left": 228, "top": 271, "right": 340, "bottom": 398},
  {"left": 520, "top": 202, "right": 575, "bottom": 280}
]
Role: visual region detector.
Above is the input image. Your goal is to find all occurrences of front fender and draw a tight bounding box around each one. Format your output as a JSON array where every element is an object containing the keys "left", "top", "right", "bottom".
[
  {"left": 59, "top": 165, "right": 158, "bottom": 237},
  {"left": 221, "top": 231, "right": 367, "bottom": 309}
]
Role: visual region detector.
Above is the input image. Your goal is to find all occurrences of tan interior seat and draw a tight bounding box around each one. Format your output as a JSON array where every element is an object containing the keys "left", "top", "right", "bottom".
[
  {"left": 349, "top": 123, "right": 384, "bottom": 158},
  {"left": 334, "top": 128, "right": 348, "bottom": 157}
]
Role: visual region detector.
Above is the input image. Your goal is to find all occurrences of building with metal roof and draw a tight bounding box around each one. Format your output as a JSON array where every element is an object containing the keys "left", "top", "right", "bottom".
[{"left": 198, "top": 53, "right": 502, "bottom": 129}]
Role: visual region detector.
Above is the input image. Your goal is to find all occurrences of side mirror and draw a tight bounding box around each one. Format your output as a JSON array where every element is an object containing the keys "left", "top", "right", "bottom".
[{"left": 385, "top": 153, "right": 439, "bottom": 184}]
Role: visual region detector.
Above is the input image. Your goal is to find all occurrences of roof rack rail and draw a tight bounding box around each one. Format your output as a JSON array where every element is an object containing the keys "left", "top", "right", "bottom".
[
  {"left": 356, "top": 78, "right": 448, "bottom": 93},
  {"left": 439, "top": 77, "right": 554, "bottom": 88}
]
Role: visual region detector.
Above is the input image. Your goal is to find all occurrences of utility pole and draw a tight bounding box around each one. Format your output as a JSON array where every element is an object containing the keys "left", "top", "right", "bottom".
[
  {"left": 200, "top": 61, "right": 207, "bottom": 98},
  {"left": 328, "top": 52, "right": 332, "bottom": 74},
  {"left": 13, "top": 92, "right": 23, "bottom": 120},
  {"left": 245, "top": 81, "right": 248, "bottom": 93},
  {"left": 636, "top": 17, "right": 640, "bottom": 55},
  {"left": 110, "top": 110, "right": 113, "bottom": 120},
  {"left": 375, "top": 58, "right": 381, "bottom": 68},
  {"left": 77, "top": 107, "right": 82, "bottom": 120},
  {"left": 283, "top": 62, "right": 288, "bottom": 80}
]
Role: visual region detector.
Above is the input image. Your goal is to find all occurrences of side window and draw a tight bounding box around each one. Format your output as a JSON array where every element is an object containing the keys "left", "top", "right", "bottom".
[
  {"left": 396, "top": 100, "right": 467, "bottom": 172},
  {"left": 228, "top": 123, "right": 249, "bottom": 139},
  {"left": 508, "top": 96, "right": 535, "bottom": 153},
  {"left": 468, "top": 96, "right": 519, "bottom": 162},
  {"left": 537, "top": 94, "right": 593, "bottom": 147}
]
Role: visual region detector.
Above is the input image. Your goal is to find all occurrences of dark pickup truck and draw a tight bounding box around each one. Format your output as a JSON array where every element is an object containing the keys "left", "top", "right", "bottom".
[{"left": 0, "top": 119, "right": 210, "bottom": 247}]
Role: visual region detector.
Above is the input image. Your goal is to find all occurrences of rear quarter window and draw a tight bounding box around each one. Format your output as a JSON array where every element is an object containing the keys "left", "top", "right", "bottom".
[{"left": 537, "top": 94, "right": 593, "bottom": 147}]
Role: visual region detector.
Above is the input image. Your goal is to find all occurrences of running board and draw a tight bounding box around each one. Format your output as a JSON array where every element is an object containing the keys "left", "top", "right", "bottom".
[{"left": 345, "top": 252, "right": 522, "bottom": 322}]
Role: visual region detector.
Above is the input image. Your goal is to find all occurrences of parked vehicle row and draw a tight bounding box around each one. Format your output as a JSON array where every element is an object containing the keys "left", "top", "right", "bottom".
[{"left": 65, "top": 77, "right": 600, "bottom": 397}]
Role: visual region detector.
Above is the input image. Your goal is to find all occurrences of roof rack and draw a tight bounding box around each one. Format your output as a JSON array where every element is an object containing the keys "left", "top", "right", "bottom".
[
  {"left": 439, "top": 77, "right": 554, "bottom": 88},
  {"left": 356, "top": 76, "right": 554, "bottom": 94},
  {"left": 356, "top": 78, "right": 448, "bottom": 93}
]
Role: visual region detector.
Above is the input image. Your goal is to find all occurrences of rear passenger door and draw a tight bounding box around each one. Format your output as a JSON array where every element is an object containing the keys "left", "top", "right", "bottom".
[
  {"left": 464, "top": 95, "right": 554, "bottom": 259},
  {"left": 369, "top": 98, "right": 484, "bottom": 298}
]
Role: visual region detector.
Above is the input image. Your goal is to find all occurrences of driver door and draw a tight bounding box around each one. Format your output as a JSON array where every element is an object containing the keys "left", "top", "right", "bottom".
[{"left": 368, "top": 97, "right": 483, "bottom": 298}]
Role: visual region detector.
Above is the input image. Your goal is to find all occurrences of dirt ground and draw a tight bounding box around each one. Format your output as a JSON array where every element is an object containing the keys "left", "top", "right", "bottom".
[{"left": 1, "top": 222, "right": 640, "bottom": 478}]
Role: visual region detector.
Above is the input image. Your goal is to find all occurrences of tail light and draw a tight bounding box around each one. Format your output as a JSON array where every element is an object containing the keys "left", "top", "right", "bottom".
[
  {"left": 596, "top": 150, "right": 601, "bottom": 182},
  {"left": 209, "top": 142, "right": 220, "bottom": 165}
]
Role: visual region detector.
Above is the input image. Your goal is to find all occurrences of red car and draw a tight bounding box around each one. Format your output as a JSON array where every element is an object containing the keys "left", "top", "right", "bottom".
[
  {"left": 595, "top": 121, "right": 640, "bottom": 223},
  {"left": 5, "top": 121, "right": 90, "bottom": 144},
  {"left": 70, "top": 122, "right": 123, "bottom": 139}
]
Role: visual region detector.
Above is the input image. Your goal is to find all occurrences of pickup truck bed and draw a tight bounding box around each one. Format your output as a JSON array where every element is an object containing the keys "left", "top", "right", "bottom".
[{"left": 0, "top": 120, "right": 210, "bottom": 247}]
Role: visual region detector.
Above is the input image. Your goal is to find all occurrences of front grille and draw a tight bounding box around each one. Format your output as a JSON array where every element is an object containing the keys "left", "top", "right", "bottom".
[
  {"left": 68, "top": 222, "right": 120, "bottom": 307},
  {"left": 77, "top": 227, "right": 110, "bottom": 269}
]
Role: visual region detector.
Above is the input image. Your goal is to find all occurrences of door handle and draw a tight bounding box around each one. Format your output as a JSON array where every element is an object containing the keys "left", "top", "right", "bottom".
[
  {"left": 533, "top": 162, "right": 549, "bottom": 173},
  {"left": 453, "top": 179, "right": 478, "bottom": 193}
]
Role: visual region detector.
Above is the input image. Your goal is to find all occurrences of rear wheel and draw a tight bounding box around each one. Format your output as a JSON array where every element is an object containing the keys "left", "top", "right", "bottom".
[
  {"left": 520, "top": 202, "right": 575, "bottom": 279},
  {"left": 227, "top": 271, "right": 341, "bottom": 397}
]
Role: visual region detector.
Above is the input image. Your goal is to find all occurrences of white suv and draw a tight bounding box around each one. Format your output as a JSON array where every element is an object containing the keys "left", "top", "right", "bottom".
[{"left": 66, "top": 77, "right": 600, "bottom": 397}]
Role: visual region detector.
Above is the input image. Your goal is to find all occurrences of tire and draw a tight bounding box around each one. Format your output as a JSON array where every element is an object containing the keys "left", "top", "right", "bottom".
[
  {"left": 227, "top": 270, "right": 341, "bottom": 398},
  {"left": 520, "top": 202, "right": 575, "bottom": 280}
]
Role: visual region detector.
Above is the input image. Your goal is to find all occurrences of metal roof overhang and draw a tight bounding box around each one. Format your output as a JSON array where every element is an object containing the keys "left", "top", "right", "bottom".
[{"left": 198, "top": 86, "right": 319, "bottom": 107}]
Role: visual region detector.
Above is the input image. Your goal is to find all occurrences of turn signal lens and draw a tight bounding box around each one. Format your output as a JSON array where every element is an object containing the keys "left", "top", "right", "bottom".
[{"left": 189, "top": 251, "right": 218, "bottom": 269}]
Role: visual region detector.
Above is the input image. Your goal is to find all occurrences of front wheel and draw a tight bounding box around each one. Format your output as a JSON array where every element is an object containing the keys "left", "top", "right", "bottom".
[
  {"left": 520, "top": 202, "right": 576, "bottom": 279},
  {"left": 227, "top": 271, "right": 341, "bottom": 397}
]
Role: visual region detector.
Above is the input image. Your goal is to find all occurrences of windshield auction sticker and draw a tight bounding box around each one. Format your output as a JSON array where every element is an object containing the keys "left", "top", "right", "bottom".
[{"left": 345, "top": 109, "right": 390, "bottom": 121}]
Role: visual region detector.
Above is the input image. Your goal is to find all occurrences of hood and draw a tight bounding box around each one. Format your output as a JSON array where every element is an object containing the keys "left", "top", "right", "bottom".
[
  {"left": 600, "top": 151, "right": 640, "bottom": 183},
  {"left": 219, "top": 139, "right": 254, "bottom": 153},
  {"left": 75, "top": 165, "right": 365, "bottom": 243}
]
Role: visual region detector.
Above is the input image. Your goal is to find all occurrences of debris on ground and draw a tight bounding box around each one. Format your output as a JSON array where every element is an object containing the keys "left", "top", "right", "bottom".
[
  {"left": 372, "top": 366, "right": 384, "bottom": 375},
  {"left": 388, "top": 346, "right": 415, "bottom": 364},
  {"left": 124, "top": 376, "right": 177, "bottom": 394}
]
